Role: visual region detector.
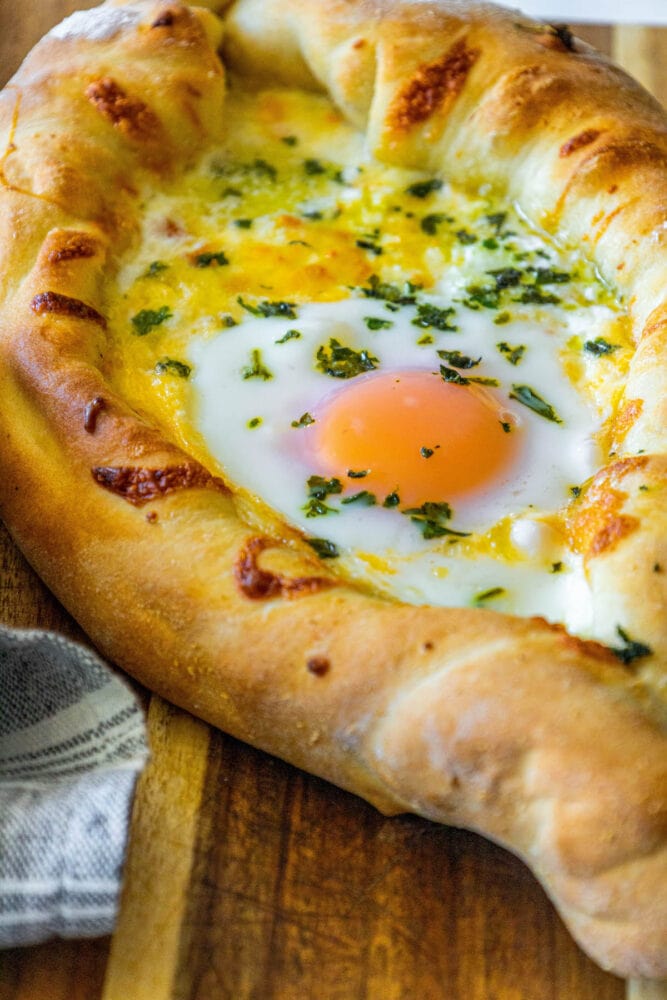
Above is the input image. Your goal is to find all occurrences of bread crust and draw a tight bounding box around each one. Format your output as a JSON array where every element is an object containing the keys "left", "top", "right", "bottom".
[{"left": 0, "top": 0, "right": 665, "bottom": 978}]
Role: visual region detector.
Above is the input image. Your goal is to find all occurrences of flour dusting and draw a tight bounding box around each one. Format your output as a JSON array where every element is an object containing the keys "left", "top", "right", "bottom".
[{"left": 49, "top": 6, "right": 142, "bottom": 43}]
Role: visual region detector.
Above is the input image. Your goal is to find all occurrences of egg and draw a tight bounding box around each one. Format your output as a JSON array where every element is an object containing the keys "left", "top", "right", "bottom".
[{"left": 107, "top": 84, "right": 633, "bottom": 643}]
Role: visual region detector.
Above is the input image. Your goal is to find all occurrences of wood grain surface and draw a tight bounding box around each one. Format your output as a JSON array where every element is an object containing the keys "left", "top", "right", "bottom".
[{"left": 0, "top": 6, "right": 666, "bottom": 1000}]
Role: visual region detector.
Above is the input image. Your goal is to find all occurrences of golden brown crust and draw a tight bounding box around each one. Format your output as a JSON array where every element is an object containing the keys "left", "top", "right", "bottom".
[{"left": 0, "top": 0, "right": 666, "bottom": 978}]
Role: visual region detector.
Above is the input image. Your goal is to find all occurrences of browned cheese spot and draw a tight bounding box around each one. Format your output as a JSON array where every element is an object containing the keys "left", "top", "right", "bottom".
[
  {"left": 83, "top": 396, "right": 106, "bottom": 434},
  {"left": 307, "top": 656, "right": 331, "bottom": 677},
  {"left": 613, "top": 398, "right": 644, "bottom": 447},
  {"left": 47, "top": 232, "right": 98, "bottom": 264},
  {"left": 91, "top": 462, "right": 224, "bottom": 506},
  {"left": 31, "top": 291, "right": 107, "bottom": 328},
  {"left": 560, "top": 128, "right": 602, "bottom": 158},
  {"left": 567, "top": 456, "right": 649, "bottom": 557},
  {"left": 85, "top": 78, "right": 160, "bottom": 139},
  {"left": 389, "top": 38, "right": 479, "bottom": 130},
  {"left": 234, "top": 536, "right": 334, "bottom": 601}
]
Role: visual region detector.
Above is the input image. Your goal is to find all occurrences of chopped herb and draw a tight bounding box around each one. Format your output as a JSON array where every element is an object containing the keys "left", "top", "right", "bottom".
[
  {"left": 420, "top": 446, "right": 435, "bottom": 458},
  {"left": 456, "top": 229, "right": 477, "bottom": 245},
  {"left": 291, "top": 412, "right": 315, "bottom": 428},
  {"left": 551, "top": 561, "right": 563, "bottom": 573},
  {"left": 402, "top": 501, "right": 470, "bottom": 540},
  {"left": 195, "top": 250, "right": 229, "bottom": 267},
  {"left": 482, "top": 238, "right": 499, "bottom": 250},
  {"left": 584, "top": 337, "right": 620, "bottom": 356},
  {"left": 487, "top": 267, "right": 522, "bottom": 289},
  {"left": 242, "top": 349, "right": 273, "bottom": 381},
  {"left": 440, "top": 365, "right": 499, "bottom": 387},
  {"left": 306, "top": 537, "right": 339, "bottom": 559},
  {"left": 474, "top": 586, "right": 505, "bottom": 605},
  {"left": 144, "top": 260, "right": 168, "bottom": 277},
  {"left": 247, "top": 417, "right": 262, "bottom": 429},
  {"left": 364, "top": 316, "right": 393, "bottom": 330},
  {"left": 383, "top": 491, "right": 400, "bottom": 508},
  {"left": 316, "top": 338, "right": 379, "bottom": 379},
  {"left": 234, "top": 218, "right": 253, "bottom": 229},
  {"left": 238, "top": 296, "right": 298, "bottom": 319},
  {"left": 303, "top": 498, "right": 338, "bottom": 518},
  {"left": 154, "top": 357, "right": 191, "bottom": 378},
  {"left": 509, "top": 384, "right": 562, "bottom": 423},
  {"left": 405, "top": 178, "right": 443, "bottom": 198},
  {"left": 252, "top": 158, "right": 277, "bottom": 180},
  {"left": 281, "top": 135, "right": 298, "bottom": 146},
  {"left": 610, "top": 626, "right": 652, "bottom": 665},
  {"left": 307, "top": 475, "right": 342, "bottom": 500},
  {"left": 463, "top": 285, "right": 500, "bottom": 310},
  {"left": 417, "top": 334, "right": 434, "bottom": 345},
  {"left": 276, "top": 329, "right": 302, "bottom": 343},
  {"left": 530, "top": 267, "right": 570, "bottom": 285},
  {"left": 302, "top": 210, "right": 323, "bottom": 220},
  {"left": 221, "top": 314, "right": 237, "bottom": 328},
  {"left": 497, "top": 341, "right": 526, "bottom": 365},
  {"left": 639, "top": 484, "right": 649, "bottom": 492},
  {"left": 500, "top": 421, "right": 512, "bottom": 433},
  {"left": 412, "top": 303, "right": 457, "bottom": 332},
  {"left": 303, "top": 158, "right": 326, "bottom": 175},
  {"left": 360, "top": 274, "right": 419, "bottom": 305},
  {"left": 494, "top": 311, "right": 511, "bottom": 326},
  {"left": 347, "top": 469, "right": 369, "bottom": 479},
  {"left": 437, "top": 349, "right": 481, "bottom": 369},
  {"left": 420, "top": 213, "right": 449, "bottom": 235},
  {"left": 341, "top": 490, "right": 377, "bottom": 506},
  {"left": 385, "top": 303, "right": 400, "bottom": 313},
  {"left": 221, "top": 186, "right": 242, "bottom": 197},
  {"left": 570, "top": 485, "right": 582, "bottom": 498},
  {"left": 131, "top": 305, "right": 172, "bottom": 336},
  {"left": 485, "top": 212, "right": 507, "bottom": 234},
  {"left": 513, "top": 287, "right": 561, "bottom": 305},
  {"left": 356, "top": 238, "right": 383, "bottom": 256}
]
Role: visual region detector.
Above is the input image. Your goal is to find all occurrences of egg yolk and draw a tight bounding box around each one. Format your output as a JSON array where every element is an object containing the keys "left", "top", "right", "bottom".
[{"left": 309, "top": 370, "right": 521, "bottom": 507}]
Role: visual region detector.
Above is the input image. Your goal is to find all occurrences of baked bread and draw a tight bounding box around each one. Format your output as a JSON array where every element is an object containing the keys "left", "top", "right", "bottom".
[{"left": 0, "top": 0, "right": 665, "bottom": 979}]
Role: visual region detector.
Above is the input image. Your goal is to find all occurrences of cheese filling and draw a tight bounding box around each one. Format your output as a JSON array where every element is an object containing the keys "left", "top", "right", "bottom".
[{"left": 107, "top": 85, "right": 632, "bottom": 642}]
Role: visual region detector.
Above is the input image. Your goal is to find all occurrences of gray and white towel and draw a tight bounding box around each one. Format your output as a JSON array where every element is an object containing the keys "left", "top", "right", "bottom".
[{"left": 0, "top": 625, "right": 148, "bottom": 947}]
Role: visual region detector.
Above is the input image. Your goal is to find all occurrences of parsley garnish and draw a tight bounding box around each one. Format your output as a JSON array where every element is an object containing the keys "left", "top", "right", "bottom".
[
  {"left": 356, "top": 239, "right": 383, "bottom": 256},
  {"left": 405, "top": 178, "right": 443, "bottom": 198},
  {"left": 487, "top": 267, "right": 522, "bottom": 289},
  {"left": 494, "top": 312, "right": 511, "bottom": 326},
  {"left": 154, "top": 357, "right": 191, "bottom": 378},
  {"left": 306, "top": 537, "right": 339, "bottom": 559},
  {"left": 307, "top": 476, "right": 342, "bottom": 500},
  {"left": 131, "top": 306, "right": 172, "bottom": 336},
  {"left": 360, "top": 274, "right": 419, "bottom": 306},
  {"left": 570, "top": 485, "right": 582, "bottom": 498},
  {"left": 412, "top": 303, "right": 457, "bottom": 332},
  {"left": 610, "top": 626, "right": 652, "bottom": 665},
  {"left": 291, "top": 412, "right": 315, "bottom": 428},
  {"left": 440, "top": 365, "right": 498, "bottom": 387},
  {"left": 242, "top": 349, "right": 273, "bottom": 381},
  {"left": 420, "top": 213, "right": 450, "bottom": 235},
  {"left": 485, "top": 212, "right": 507, "bottom": 234},
  {"left": 281, "top": 135, "right": 298, "bottom": 146},
  {"left": 234, "top": 218, "right": 253, "bottom": 229},
  {"left": 247, "top": 417, "right": 262, "bottom": 429},
  {"left": 303, "top": 498, "right": 338, "bottom": 518},
  {"left": 513, "top": 287, "right": 561, "bottom": 305},
  {"left": 237, "top": 297, "right": 298, "bottom": 319},
  {"left": 455, "top": 229, "right": 477, "bottom": 245},
  {"left": 364, "top": 316, "right": 393, "bottom": 330},
  {"left": 530, "top": 267, "right": 570, "bottom": 285},
  {"left": 584, "top": 337, "right": 620, "bottom": 356},
  {"left": 497, "top": 341, "right": 526, "bottom": 365},
  {"left": 402, "top": 501, "right": 470, "bottom": 540},
  {"left": 341, "top": 491, "right": 377, "bottom": 506},
  {"left": 383, "top": 491, "right": 400, "bottom": 508},
  {"left": 474, "top": 586, "right": 505, "bottom": 605},
  {"left": 509, "top": 384, "right": 562, "bottom": 423},
  {"left": 463, "top": 285, "right": 500, "bottom": 310},
  {"left": 303, "top": 158, "right": 327, "bottom": 175},
  {"left": 195, "top": 250, "right": 229, "bottom": 267},
  {"left": 437, "top": 350, "right": 481, "bottom": 369},
  {"left": 420, "top": 447, "right": 435, "bottom": 458},
  {"left": 316, "top": 338, "right": 379, "bottom": 379},
  {"left": 276, "top": 329, "right": 302, "bottom": 343},
  {"left": 144, "top": 260, "right": 168, "bottom": 277},
  {"left": 347, "top": 470, "right": 369, "bottom": 479}
]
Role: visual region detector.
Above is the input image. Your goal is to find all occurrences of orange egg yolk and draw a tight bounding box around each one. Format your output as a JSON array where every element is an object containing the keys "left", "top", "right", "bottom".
[{"left": 309, "top": 370, "right": 521, "bottom": 507}]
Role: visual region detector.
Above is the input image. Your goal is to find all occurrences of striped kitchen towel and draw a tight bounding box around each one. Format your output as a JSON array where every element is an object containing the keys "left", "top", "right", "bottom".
[{"left": 0, "top": 626, "right": 148, "bottom": 947}]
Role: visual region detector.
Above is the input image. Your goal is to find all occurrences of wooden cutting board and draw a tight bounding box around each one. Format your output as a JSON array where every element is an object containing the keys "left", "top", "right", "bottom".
[{"left": 0, "top": 7, "right": 666, "bottom": 999}]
